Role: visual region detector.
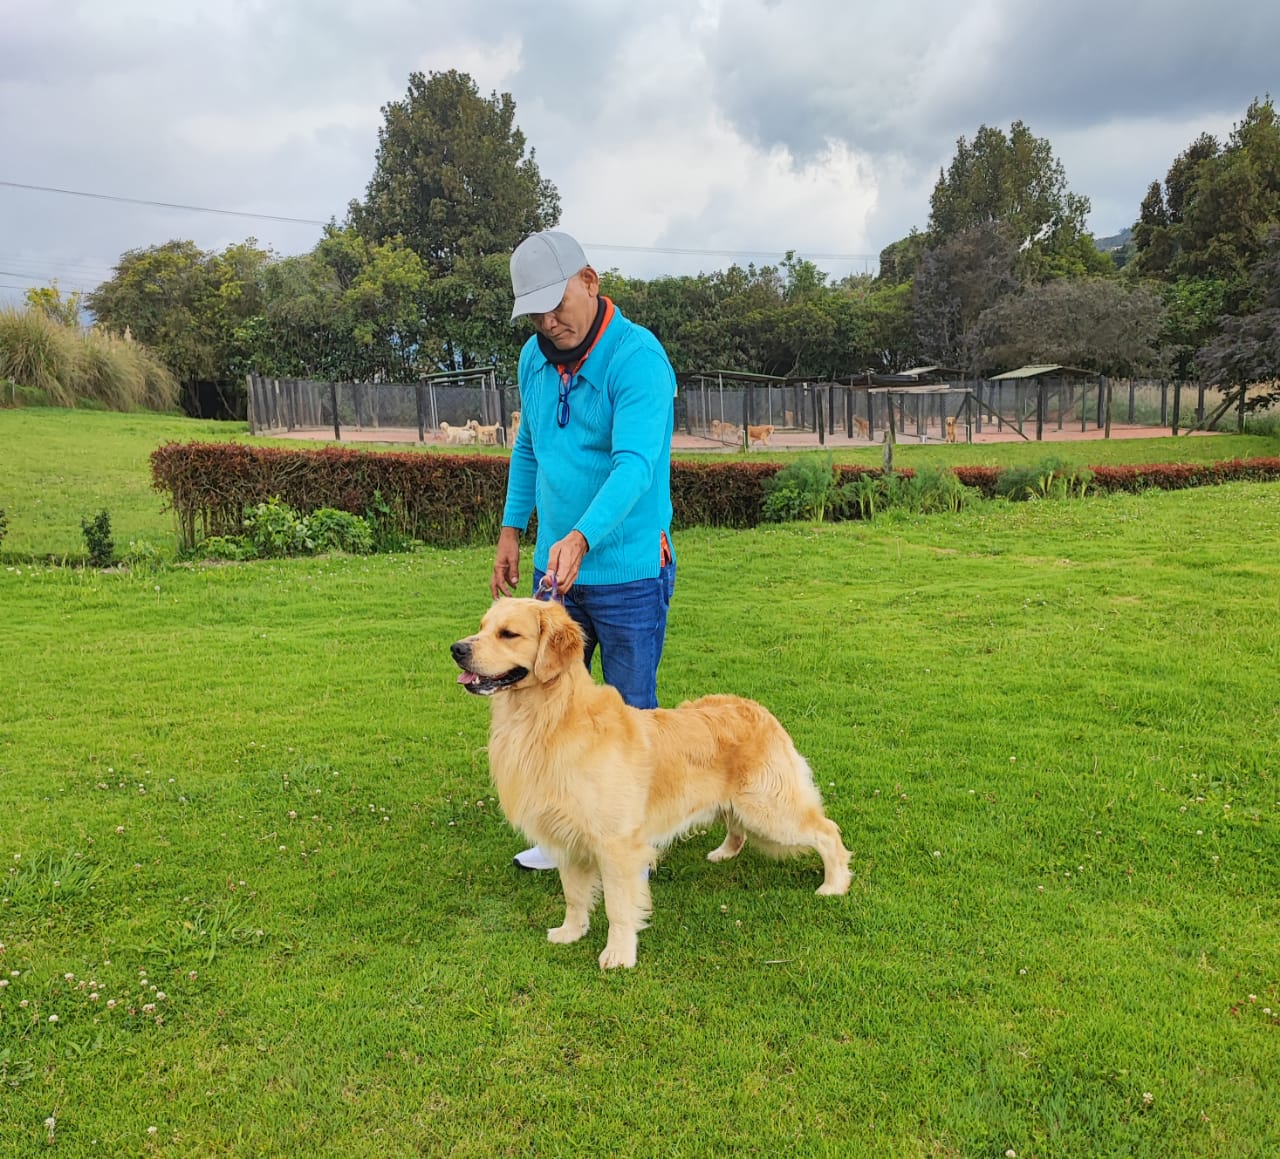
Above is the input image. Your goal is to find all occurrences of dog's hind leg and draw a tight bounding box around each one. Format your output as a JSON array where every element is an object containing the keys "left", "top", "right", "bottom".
[
  {"left": 706, "top": 821, "right": 746, "bottom": 863},
  {"left": 597, "top": 841, "right": 654, "bottom": 969},
  {"left": 732, "top": 751, "right": 853, "bottom": 895},
  {"left": 548, "top": 859, "right": 599, "bottom": 945},
  {"left": 740, "top": 804, "right": 853, "bottom": 896}
]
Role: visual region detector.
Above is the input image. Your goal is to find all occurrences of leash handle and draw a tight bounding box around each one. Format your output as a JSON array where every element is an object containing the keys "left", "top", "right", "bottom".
[{"left": 535, "top": 572, "right": 562, "bottom": 603}]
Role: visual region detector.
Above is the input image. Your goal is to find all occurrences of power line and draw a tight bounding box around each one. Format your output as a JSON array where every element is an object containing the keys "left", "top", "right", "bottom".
[
  {"left": 0, "top": 180, "right": 329, "bottom": 227},
  {"left": 2, "top": 179, "right": 879, "bottom": 264},
  {"left": 586, "top": 242, "right": 879, "bottom": 262}
]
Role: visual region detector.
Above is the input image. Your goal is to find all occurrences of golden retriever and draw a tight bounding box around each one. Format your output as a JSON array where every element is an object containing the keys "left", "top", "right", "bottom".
[
  {"left": 439, "top": 421, "right": 477, "bottom": 446},
  {"left": 451, "top": 598, "right": 851, "bottom": 969},
  {"left": 945, "top": 416, "right": 958, "bottom": 444},
  {"left": 467, "top": 418, "right": 502, "bottom": 446},
  {"left": 748, "top": 423, "right": 775, "bottom": 446},
  {"left": 853, "top": 416, "right": 870, "bottom": 439}
]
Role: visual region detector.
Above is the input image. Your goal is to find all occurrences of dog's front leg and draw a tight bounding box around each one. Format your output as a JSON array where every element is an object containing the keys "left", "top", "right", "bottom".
[
  {"left": 597, "top": 847, "right": 653, "bottom": 969},
  {"left": 547, "top": 860, "right": 598, "bottom": 945}
]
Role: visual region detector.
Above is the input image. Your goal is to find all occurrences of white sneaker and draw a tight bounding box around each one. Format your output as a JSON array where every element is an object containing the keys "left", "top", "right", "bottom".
[{"left": 513, "top": 845, "right": 557, "bottom": 871}]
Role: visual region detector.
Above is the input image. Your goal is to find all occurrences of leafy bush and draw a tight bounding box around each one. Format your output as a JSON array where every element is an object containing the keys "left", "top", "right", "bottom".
[
  {"left": 80, "top": 510, "right": 114, "bottom": 567},
  {"left": 835, "top": 472, "right": 885, "bottom": 520},
  {"left": 243, "top": 497, "right": 312, "bottom": 557},
  {"left": 882, "top": 466, "right": 969, "bottom": 515},
  {"left": 120, "top": 538, "right": 168, "bottom": 573},
  {"left": 305, "top": 507, "right": 374, "bottom": 554},
  {"left": 196, "top": 504, "right": 375, "bottom": 561},
  {"left": 994, "top": 458, "right": 1093, "bottom": 501},
  {"left": 363, "top": 490, "right": 417, "bottom": 553},
  {"left": 763, "top": 456, "right": 839, "bottom": 522},
  {"left": 195, "top": 535, "right": 255, "bottom": 561}
]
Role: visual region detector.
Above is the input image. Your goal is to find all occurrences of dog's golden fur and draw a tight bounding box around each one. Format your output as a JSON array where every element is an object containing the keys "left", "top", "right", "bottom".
[
  {"left": 451, "top": 598, "right": 851, "bottom": 969},
  {"left": 748, "top": 423, "right": 775, "bottom": 446}
]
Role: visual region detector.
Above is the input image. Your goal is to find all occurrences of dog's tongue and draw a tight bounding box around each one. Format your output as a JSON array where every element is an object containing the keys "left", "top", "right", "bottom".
[{"left": 456, "top": 671, "right": 480, "bottom": 686}]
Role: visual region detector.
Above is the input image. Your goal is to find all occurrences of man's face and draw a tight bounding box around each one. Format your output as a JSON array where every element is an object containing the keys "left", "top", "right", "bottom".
[{"left": 528, "top": 268, "right": 599, "bottom": 350}]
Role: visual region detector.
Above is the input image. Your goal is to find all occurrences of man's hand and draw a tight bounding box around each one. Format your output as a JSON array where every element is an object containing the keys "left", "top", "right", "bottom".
[
  {"left": 490, "top": 526, "right": 522, "bottom": 598},
  {"left": 546, "top": 530, "right": 589, "bottom": 591}
]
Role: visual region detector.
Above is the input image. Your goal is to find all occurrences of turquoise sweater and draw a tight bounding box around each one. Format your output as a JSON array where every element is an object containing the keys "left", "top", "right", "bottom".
[{"left": 502, "top": 304, "right": 676, "bottom": 585}]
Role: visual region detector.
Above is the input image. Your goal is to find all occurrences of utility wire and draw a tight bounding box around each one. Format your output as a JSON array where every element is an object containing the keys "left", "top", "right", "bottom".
[
  {"left": 2, "top": 179, "right": 880, "bottom": 263},
  {"left": 0, "top": 180, "right": 329, "bottom": 226}
]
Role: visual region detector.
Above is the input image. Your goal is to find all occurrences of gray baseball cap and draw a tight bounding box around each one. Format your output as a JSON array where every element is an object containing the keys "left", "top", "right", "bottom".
[{"left": 510, "top": 231, "right": 588, "bottom": 320}]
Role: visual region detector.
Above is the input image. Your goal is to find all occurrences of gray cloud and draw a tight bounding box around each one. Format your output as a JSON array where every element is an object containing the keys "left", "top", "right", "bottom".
[{"left": 0, "top": 0, "right": 1274, "bottom": 305}]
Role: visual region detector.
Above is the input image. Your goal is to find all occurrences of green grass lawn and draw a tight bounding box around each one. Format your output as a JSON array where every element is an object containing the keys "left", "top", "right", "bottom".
[{"left": 1, "top": 409, "right": 1278, "bottom": 1156}]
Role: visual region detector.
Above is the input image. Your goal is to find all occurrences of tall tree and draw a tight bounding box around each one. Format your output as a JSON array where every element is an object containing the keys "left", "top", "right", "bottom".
[
  {"left": 348, "top": 70, "right": 560, "bottom": 276},
  {"left": 967, "top": 278, "right": 1165, "bottom": 377},
  {"left": 928, "top": 120, "right": 1105, "bottom": 278},
  {"left": 25, "top": 282, "right": 83, "bottom": 327},
  {"left": 1132, "top": 98, "right": 1280, "bottom": 303},
  {"left": 876, "top": 230, "right": 927, "bottom": 286},
  {"left": 86, "top": 239, "right": 272, "bottom": 389},
  {"left": 1195, "top": 226, "right": 1280, "bottom": 411},
  {"left": 912, "top": 223, "right": 1020, "bottom": 368}
]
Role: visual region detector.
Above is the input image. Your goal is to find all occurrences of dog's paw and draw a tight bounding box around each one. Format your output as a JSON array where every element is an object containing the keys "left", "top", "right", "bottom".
[
  {"left": 598, "top": 941, "right": 638, "bottom": 969},
  {"left": 547, "top": 922, "right": 588, "bottom": 944},
  {"left": 816, "top": 870, "right": 852, "bottom": 896}
]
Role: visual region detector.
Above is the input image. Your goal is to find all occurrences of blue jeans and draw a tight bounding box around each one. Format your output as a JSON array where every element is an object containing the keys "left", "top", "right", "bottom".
[{"left": 532, "top": 563, "right": 676, "bottom": 709}]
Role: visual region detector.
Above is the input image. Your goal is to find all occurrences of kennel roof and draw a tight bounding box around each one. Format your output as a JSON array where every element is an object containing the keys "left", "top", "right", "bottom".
[{"left": 991, "top": 364, "right": 1098, "bottom": 380}]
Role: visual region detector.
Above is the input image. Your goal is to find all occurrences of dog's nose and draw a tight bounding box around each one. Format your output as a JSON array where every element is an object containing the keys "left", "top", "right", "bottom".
[{"left": 450, "top": 641, "right": 470, "bottom": 663}]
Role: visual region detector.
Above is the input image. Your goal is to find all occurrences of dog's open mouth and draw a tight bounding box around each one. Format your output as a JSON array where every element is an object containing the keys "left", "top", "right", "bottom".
[{"left": 455, "top": 667, "right": 528, "bottom": 696}]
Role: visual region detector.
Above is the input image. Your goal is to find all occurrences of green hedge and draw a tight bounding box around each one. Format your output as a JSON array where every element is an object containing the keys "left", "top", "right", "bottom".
[{"left": 150, "top": 442, "right": 1280, "bottom": 551}]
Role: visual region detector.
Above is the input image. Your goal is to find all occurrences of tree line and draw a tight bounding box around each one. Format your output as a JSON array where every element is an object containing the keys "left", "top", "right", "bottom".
[{"left": 43, "top": 72, "right": 1280, "bottom": 413}]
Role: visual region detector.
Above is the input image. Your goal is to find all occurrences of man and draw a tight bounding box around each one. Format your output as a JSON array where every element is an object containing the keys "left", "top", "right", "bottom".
[{"left": 492, "top": 230, "right": 677, "bottom": 871}]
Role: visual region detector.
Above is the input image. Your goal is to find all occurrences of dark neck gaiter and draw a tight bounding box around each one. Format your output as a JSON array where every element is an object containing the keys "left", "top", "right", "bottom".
[{"left": 537, "top": 296, "right": 610, "bottom": 368}]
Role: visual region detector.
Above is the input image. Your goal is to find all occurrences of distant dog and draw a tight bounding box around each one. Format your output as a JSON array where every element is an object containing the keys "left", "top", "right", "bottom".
[
  {"left": 508, "top": 411, "right": 521, "bottom": 445},
  {"left": 468, "top": 419, "right": 502, "bottom": 446},
  {"left": 945, "top": 416, "right": 957, "bottom": 444},
  {"left": 748, "top": 424, "right": 775, "bottom": 447},
  {"left": 440, "top": 421, "right": 477, "bottom": 446},
  {"left": 451, "top": 598, "right": 852, "bottom": 969},
  {"left": 853, "top": 417, "right": 870, "bottom": 439}
]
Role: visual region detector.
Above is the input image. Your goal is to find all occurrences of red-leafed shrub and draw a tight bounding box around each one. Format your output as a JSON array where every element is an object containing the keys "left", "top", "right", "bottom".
[
  {"left": 671, "top": 460, "right": 781, "bottom": 528},
  {"left": 151, "top": 443, "right": 1280, "bottom": 551},
  {"left": 151, "top": 442, "right": 510, "bottom": 549},
  {"left": 951, "top": 465, "right": 1002, "bottom": 497},
  {"left": 1088, "top": 457, "right": 1280, "bottom": 493}
]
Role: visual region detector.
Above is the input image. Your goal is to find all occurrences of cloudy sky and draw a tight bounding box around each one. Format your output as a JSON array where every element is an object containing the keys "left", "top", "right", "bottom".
[{"left": 1, "top": 0, "right": 1276, "bottom": 306}]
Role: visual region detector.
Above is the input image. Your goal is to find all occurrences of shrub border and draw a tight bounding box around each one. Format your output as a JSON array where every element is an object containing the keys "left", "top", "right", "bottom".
[{"left": 150, "top": 442, "right": 1280, "bottom": 550}]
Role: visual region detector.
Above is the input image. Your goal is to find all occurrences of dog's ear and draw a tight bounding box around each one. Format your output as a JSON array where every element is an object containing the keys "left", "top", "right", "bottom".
[{"left": 534, "top": 602, "right": 583, "bottom": 680}]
